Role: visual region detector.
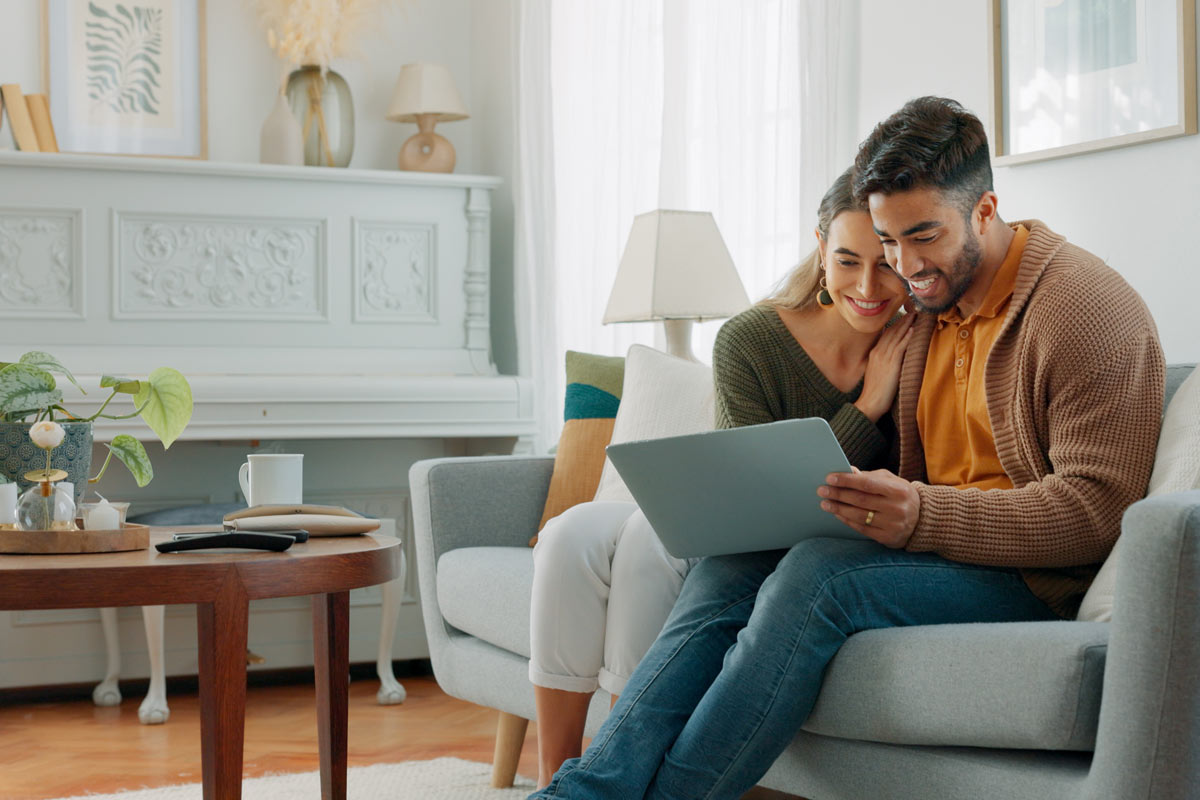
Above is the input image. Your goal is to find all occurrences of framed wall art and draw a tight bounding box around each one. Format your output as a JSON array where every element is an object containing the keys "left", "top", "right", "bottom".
[
  {"left": 43, "top": 0, "right": 207, "bottom": 158},
  {"left": 989, "top": 0, "right": 1196, "bottom": 165}
]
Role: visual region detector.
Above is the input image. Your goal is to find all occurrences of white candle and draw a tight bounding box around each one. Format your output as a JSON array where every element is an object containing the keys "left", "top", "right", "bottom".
[
  {"left": 0, "top": 483, "right": 16, "bottom": 526},
  {"left": 84, "top": 498, "right": 120, "bottom": 530}
]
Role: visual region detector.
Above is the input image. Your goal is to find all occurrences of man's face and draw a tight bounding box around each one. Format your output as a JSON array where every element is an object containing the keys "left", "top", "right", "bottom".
[{"left": 867, "top": 186, "right": 982, "bottom": 314}]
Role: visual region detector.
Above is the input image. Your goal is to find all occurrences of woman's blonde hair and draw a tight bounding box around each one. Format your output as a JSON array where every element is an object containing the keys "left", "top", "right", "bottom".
[{"left": 761, "top": 166, "right": 865, "bottom": 311}]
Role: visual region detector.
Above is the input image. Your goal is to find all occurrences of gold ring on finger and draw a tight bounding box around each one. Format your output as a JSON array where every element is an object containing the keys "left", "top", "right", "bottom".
[{"left": 865, "top": 510, "right": 876, "bottom": 526}]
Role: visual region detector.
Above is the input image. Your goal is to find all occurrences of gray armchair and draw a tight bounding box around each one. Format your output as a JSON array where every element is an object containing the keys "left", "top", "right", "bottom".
[{"left": 410, "top": 365, "right": 1199, "bottom": 798}]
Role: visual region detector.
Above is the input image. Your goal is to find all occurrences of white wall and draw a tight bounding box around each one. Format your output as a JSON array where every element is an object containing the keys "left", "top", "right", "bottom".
[{"left": 856, "top": 0, "right": 1200, "bottom": 363}]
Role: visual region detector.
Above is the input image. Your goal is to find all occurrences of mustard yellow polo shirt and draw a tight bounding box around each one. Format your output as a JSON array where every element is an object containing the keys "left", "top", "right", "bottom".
[{"left": 916, "top": 224, "right": 1028, "bottom": 490}]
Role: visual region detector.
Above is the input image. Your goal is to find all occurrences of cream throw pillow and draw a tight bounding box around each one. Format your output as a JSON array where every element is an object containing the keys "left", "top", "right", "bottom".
[
  {"left": 1077, "top": 368, "right": 1200, "bottom": 621},
  {"left": 593, "top": 344, "right": 716, "bottom": 503}
]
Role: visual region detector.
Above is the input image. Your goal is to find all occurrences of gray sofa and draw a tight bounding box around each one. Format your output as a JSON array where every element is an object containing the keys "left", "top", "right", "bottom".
[{"left": 410, "top": 364, "right": 1198, "bottom": 799}]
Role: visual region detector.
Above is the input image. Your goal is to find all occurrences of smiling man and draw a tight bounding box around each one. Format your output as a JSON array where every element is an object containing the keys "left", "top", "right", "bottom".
[{"left": 818, "top": 95, "right": 1165, "bottom": 619}]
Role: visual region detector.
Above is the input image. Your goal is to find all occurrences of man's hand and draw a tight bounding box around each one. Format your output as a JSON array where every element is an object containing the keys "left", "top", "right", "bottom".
[{"left": 818, "top": 468, "right": 920, "bottom": 548}]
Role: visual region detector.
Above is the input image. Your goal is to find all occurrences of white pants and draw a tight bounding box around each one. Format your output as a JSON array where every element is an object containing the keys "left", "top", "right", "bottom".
[{"left": 529, "top": 501, "right": 696, "bottom": 695}]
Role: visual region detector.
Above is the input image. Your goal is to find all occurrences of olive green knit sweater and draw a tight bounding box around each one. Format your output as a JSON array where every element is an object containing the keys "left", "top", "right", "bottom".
[{"left": 712, "top": 304, "right": 892, "bottom": 470}]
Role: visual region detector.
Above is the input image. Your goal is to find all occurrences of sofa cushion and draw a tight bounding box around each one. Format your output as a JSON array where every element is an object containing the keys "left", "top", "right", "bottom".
[
  {"left": 438, "top": 546, "right": 534, "bottom": 658},
  {"left": 1078, "top": 364, "right": 1199, "bottom": 622},
  {"left": 594, "top": 344, "right": 716, "bottom": 503},
  {"left": 803, "top": 621, "right": 1108, "bottom": 751},
  {"left": 438, "top": 544, "right": 1107, "bottom": 752}
]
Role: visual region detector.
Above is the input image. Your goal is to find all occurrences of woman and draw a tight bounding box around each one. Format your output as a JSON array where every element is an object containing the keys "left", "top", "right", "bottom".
[{"left": 528, "top": 167, "right": 912, "bottom": 789}]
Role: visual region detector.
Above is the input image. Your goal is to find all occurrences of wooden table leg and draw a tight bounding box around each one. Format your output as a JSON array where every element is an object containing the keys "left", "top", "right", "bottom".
[
  {"left": 314, "top": 591, "right": 350, "bottom": 800},
  {"left": 197, "top": 579, "right": 250, "bottom": 800}
]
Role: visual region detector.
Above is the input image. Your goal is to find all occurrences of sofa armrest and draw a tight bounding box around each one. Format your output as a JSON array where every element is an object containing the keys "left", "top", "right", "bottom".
[
  {"left": 409, "top": 455, "right": 554, "bottom": 669},
  {"left": 1088, "top": 489, "right": 1200, "bottom": 798},
  {"left": 409, "top": 455, "right": 555, "bottom": 558}
]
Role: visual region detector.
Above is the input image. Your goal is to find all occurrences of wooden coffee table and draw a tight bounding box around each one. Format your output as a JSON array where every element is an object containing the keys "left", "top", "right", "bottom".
[{"left": 0, "top": 530, "right": 401, "bottom": 800}]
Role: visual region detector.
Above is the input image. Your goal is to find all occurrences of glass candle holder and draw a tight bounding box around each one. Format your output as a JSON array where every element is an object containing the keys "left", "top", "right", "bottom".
[
  {"left": 81, "top": 500, "right": 130, "bottom": 529},
  {"left": 17, "top": 482, "right": 77, "bottom": 531}
]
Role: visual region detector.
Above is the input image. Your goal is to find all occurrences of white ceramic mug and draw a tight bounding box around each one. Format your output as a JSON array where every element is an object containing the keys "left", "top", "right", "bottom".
[{"left": 239, "top": 454, "right": 303, "bottom": 507}]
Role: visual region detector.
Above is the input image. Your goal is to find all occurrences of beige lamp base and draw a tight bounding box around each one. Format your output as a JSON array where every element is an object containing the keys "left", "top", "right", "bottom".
[
  {"left": 398, "top": 130, "right": 456, "bottom": 173},
  {"left": 663, "top": 318, "right": 699, "bottom": 362}
]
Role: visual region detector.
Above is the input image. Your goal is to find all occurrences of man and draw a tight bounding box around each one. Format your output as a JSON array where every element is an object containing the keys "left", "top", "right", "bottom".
[
  {"left": 528, "top": 96, "right": 1163, "bottom": 800},
  {"left": 822, "top": 96, "right": 1162, "bottom": 618}
]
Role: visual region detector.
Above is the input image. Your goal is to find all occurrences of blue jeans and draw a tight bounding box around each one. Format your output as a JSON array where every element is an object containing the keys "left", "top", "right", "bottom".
[{"left": 528, "top": 537, "right": 1059, "bottom": 800}]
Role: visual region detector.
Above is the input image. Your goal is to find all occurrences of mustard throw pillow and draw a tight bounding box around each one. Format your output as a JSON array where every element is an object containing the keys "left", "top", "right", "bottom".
[{"left": 530, "top": 351, "right": 625, "bottom": 545}]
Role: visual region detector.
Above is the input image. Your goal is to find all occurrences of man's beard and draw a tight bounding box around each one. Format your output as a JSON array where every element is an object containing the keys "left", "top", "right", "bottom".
[{"left": 908, "top": 234, "right": 982, "bottom": 314}]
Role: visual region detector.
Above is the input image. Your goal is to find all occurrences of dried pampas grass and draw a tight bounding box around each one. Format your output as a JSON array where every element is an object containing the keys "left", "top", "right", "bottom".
[{"left": 257, "top": 0, "right": 407, "bottom": 69}]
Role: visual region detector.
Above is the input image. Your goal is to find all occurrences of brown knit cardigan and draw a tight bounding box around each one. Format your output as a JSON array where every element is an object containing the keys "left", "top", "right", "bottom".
[{"left": 898, "top": 219, "right": 1165, "bottom": 617}]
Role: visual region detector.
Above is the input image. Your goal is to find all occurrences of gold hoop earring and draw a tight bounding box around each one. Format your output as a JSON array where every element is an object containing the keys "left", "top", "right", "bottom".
[{"left": 817, "top": 276, "right": 833, "bottom": 306}]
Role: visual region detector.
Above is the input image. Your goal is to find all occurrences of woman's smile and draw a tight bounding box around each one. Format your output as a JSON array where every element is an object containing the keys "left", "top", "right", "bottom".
[{"left": 844, "top": 296, "right": 891, "bottom": 316}]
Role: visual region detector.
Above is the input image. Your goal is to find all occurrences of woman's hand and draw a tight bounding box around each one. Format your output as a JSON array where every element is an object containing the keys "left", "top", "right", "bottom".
[{"left": 854, "top": 313, "right": 915, "bottom": 421}]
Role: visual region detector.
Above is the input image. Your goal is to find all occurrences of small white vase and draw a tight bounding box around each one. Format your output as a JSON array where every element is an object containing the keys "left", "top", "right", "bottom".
[{"left": 260, "top": 92, "right": 304, "bottom": 166}]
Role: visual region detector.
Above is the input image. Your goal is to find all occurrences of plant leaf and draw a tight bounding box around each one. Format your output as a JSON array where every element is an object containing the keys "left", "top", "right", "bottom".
[
  {"left": 106, "top": 434, "right": 154, "bottom": 487},
  {"left": 0, "top": 365, "right": 62, "bottom": 416},
  {"left": 20, "top": 352, "right": 83, "bottom": 393},
  {"left": 133, "top": 367, "right": 192, "bottom": 448},
  {"left": 100, "top": 375, "right": 142, "bottom": 393}
]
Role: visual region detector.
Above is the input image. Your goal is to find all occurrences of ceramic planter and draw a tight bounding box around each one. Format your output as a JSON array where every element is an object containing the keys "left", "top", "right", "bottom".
[{"left": 0, "top": 421, "right": 93, "bottom": 507}]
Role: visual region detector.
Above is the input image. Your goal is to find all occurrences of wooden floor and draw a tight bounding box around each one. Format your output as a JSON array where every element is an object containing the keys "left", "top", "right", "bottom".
[{"left": 0, "top": 667, "right": 800, "bottom": 800}]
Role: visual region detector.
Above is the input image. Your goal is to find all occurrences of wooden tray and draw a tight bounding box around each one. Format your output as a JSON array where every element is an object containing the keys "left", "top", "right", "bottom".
[{"left": 0, "top": 523, "right": 150, "bottom": 555}]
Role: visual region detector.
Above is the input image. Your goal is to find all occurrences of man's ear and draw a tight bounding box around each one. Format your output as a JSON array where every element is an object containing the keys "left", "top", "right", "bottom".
[{"left": 974, "top": 191, "right": 1000, "bottom": 235}]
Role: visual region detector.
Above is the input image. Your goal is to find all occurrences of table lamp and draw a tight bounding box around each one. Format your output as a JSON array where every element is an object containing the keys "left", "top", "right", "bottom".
[
  {"left": 386, "top": 62, "right": 469, "bottom": 173},
  {"left": 602, "top": 210, "right": 750, "bottom": 361}
]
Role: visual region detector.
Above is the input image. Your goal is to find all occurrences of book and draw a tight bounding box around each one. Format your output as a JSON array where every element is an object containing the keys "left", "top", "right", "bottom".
[
  {"left": 0, "top": 84, "right": 40, "bottom": 152},
  {"left": 24, "top": 94, "right": 58, "bottom": 153}
]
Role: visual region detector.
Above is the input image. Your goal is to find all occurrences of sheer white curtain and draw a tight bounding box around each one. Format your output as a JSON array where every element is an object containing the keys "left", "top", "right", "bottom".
[{"left": 515, "top": 0, "right": 845, "bottom": 451}]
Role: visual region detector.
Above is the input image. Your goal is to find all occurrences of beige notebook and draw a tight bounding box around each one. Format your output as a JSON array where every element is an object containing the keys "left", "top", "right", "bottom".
[
  {"left": 224, "top": 503, "right": 364, "bottom": 521},
  {"left": 1, "top": 85, "right": 39, "bottom": 152},
  {"left": 223, "top": 504, "right": 380, "bottom": 537},
  {"left": 226, "top": 514, "right": 381, "bottom": 536}
]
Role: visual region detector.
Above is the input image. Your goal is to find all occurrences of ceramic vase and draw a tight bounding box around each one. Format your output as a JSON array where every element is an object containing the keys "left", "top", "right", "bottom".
[
  {"left": 286, "top": 66, "right": 355, "bottom": 168},
  {"left": 0, "top": 421, "right": 93, "bottom": 507},
  {"left": 260, "top": 91, "right": 304, "bottom": 166}
]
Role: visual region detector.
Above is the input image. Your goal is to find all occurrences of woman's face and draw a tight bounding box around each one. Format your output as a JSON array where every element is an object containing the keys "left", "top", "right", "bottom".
[{"left": 819, "top": 210, "right": 907, "bottom": 334}]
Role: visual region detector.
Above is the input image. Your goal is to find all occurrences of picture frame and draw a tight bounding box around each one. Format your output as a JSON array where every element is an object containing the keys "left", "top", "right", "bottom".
[
  {"left": 989, "top": 0, "right": 1197, "bottom": 165},
  {"left": 42, "top": 0, "right": 208, "bottom": 159}
]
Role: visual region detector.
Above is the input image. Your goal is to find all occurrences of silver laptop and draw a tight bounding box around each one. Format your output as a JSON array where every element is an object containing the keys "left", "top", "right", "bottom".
[{"left": 604, "top": 417, "right": 862, "bottom": 559}]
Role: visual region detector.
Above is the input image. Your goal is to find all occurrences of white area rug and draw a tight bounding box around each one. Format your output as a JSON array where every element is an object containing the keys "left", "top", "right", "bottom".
[{"left": 49, "top": 757, "right": 536, "bottom": 800}]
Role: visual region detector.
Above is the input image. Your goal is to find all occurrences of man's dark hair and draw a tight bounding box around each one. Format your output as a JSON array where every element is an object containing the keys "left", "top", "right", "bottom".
[{"left": 852, "top": 96, "right": 993, "bottom": 219}]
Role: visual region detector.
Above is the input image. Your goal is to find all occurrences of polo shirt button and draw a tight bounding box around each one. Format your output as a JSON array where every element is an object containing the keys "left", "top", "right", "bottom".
[
  {"left": 959, "top": 329, "right": 970, "bottom": 339},
  {"left": 955, "top": 358, "right": 964, "bottom": 368}
]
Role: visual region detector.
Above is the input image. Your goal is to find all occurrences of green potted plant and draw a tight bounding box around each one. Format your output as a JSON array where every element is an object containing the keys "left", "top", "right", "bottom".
[{"left": 0, "top": 352, "right": 193, "bottom": 505}]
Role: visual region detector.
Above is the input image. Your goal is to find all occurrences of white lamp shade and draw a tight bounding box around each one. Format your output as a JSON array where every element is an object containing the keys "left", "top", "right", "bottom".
[
  {"left": 386, "top": 62, "right": 469, "bottom": 123},
  {"left": 602, "top": 210, "right": 750, "bottom": 323}
]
